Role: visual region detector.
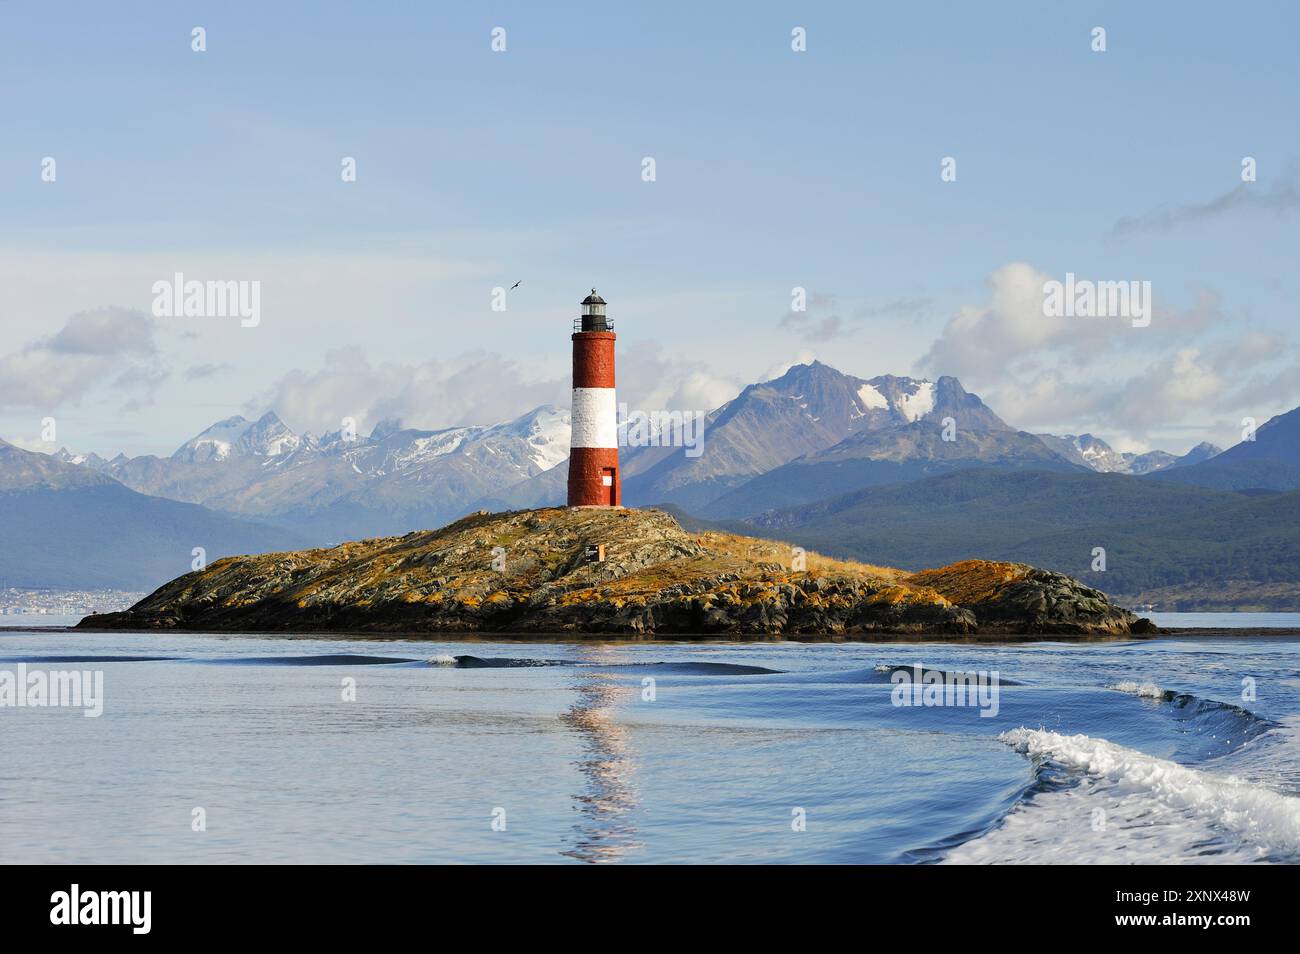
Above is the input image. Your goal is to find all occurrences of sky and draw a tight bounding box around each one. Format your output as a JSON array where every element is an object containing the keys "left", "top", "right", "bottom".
[{"left": 2, "top": 0, "right": 1298, "bottom": 458}]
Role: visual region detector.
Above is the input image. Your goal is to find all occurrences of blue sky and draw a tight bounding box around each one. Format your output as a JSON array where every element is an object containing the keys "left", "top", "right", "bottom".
[{"left": 2, "top": 1, "right": 1297, "bottom": 456}]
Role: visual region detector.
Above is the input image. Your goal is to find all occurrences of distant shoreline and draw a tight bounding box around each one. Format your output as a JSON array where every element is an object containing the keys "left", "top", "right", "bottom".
[
  {"left": 11, "top": 624, "right": 1300, "bottom": 641},
  {"left": 1156, "top": 626, "right": 1300, "bottom": 638}
]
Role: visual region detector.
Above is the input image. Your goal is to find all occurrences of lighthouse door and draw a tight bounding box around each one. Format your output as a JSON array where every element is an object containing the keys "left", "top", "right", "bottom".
[{"left": 602, "top": 468, "right": 617, "bottom": 505}]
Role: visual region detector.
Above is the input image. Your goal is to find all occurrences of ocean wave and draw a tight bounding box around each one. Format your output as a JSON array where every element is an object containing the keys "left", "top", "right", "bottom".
[
  {"left": 991, "top": 728, "right": 1300, "bottom": 859},
  {"left": 1108, "top": 680, "right": 1164, "bottom": 698},
  {"left": 449, "top": 655, "right": 571, "bottom": 668},
  {"left": 203, "top": 653, "right": 417, "bottom": 666},
  {"left": 433, "top": 655, "right": 782, "bottom": 673},
  {"left": 0, "top": 655, "right": 180, "bottom": 663},
  {"left": 618, "top": 661, "right": 782, "bottom": 675},
  {"left": 872, "top": 664, "right": 1024, "bottom": 686},
  {"left": 1106, "top": 681, "right": 1273, "bottom": 754}
]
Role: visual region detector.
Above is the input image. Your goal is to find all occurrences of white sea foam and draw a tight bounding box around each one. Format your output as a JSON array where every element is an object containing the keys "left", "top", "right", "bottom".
[
  {"left": 1108, "top": 680, "right": 1164, "bottom": 699},
  {"left": 1004, "top": 729, "right": 1300, "bottom": 849},
  {"left": 944, "top": 778, "right": 1257, "bottom": 864},
  {"left": 946, "top": 729, "right": 1300, "bottom": 863},
  {"left": 425, "top": 654, "right": 457, "bottom": 666}
]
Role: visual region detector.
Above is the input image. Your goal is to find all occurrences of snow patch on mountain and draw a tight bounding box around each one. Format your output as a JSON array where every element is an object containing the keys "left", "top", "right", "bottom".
[
  {"left": 1037, "top": 432, "right": 1216, "bottom": 475},
  {"left": 856, "top": 383, "right": 889, "bottom": 411},
  {"left": 897, "top": 380, "right": 935, "bottom": 422},
  {"left": 518, "top": 406, "right": 571, "bottom": 472},
  {"left": 174, "top": 415, "right": 248, "bottom": 461},
  {"left": 53, "top": 448, "right": 88, "bottom": 466},
  {"left": 173, "top": 412, "right": 301, "bottom": 463},
  {"left": 1170, "top": 441, "right": 1223, "bottom": 468},
  {"left": 394, "top": 429, "right": 477, "bottom": 468}
]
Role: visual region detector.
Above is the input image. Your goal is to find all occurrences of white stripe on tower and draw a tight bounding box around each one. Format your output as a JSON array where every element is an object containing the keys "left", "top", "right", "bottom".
[{"left": 570, "top": 387, "right": 617, "bottom": 448}]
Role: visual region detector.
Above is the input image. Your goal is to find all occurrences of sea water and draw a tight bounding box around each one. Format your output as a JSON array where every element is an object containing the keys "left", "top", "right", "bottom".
[{"left": 0, "top": 621, "right": 1297, "bottom": 864}]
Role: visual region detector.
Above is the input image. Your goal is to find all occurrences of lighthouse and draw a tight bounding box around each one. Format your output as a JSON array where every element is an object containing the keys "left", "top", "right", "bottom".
[{"left": 568, "top": 289, "right": 621, "bottom": 507}]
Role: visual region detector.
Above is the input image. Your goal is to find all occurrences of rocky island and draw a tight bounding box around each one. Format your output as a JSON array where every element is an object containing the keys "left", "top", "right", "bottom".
[{"left": 78, "top": 507, "right": 1154, "bottom": 638}]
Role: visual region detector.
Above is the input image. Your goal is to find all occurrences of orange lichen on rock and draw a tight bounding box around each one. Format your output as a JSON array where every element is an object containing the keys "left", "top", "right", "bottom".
[{"left": 905, "top": 560, "right": 1031, "bottom": 606}]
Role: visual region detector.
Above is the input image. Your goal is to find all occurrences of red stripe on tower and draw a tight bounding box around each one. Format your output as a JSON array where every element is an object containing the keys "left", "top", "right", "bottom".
[{"left": 568, "top": 289, "right": 621, "bottom": 507}]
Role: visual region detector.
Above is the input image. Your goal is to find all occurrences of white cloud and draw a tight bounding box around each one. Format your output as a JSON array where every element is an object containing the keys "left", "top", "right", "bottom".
[
  {"left": 915, "top": 263, "right": 1299, "bottom": 446},
  {"left": 1112, "top": 176, "right": 1300, "bottom": 235},
  {"left": 917, "top": 263, "right": 1111, "bottom": 384},
  {"left": 778, "top": 293, "right": 932, "bottom": 344},
  {"left": 48, "top": 309, "right": 157, "bottom": 356},
  {"left": 0, "top": 308, "right": 161, "bottom": 410},
  {"left": 250, "top": 348, "right": 565, "bottom": 437},
  {"left": 249, "top": 339, "right": 743, "bottom": 437},
  {"left": 185, "top": 363, "right": 233, "bottom": 380},
  {"left": 616, "top": 341, "right": 743, "bottom": 412},
  {"left": 760, "top": 351, "right": 818, "bottom": 382}
]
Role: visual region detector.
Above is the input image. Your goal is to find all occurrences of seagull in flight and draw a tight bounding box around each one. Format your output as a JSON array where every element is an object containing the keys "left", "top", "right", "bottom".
[{"left": 510, "top": 280, "right": 522, "bottom": 290}]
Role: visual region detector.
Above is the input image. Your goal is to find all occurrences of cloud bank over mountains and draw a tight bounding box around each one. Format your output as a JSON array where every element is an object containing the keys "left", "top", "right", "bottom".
[
  {"left": 238, "top": 338, "right": 742, "bottom": 441},
  {"left": 915, "top": 263, "right": 1299, "bottom": 443},
  {"left": 0, "top": 307, "right": 164, "bottom": 409},
  {"left": 2, "top": 259, "right": 1297, "bottom": 457}
]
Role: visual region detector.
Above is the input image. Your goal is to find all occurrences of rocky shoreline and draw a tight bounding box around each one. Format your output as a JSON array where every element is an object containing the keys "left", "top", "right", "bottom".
[{"left": 78, "top": 507, "right": 1156, "bottom": 638}]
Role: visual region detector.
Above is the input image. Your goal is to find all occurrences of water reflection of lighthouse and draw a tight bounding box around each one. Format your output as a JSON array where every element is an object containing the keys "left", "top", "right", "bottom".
[
  {"left": 567, "top": 290, "right": 620, "bottom": 507},
  {"left": 560, "top": 649, "right": 643, "bottom": 863}
]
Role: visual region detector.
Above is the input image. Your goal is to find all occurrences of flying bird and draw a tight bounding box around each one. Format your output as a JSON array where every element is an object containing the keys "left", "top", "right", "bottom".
[{"left": 510, "top": 280, "right": 521, "bottom": 290}]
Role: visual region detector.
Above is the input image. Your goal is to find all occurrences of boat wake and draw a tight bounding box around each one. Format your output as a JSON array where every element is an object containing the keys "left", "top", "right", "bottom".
[
  {"left": 438, "top": 654, "right": 571, "bottom": 668},
  {"left": 872, "top": 664, "right": 1024, "bottom": 686},
  {"left": 0, "top": 654, "right": 180, "bottom": 663},
  {"left": 1107, "top": 681, "right": 1275, "bottom": 757},
  {"left": 1107, "top": 679, "right": 1164, "bottom": 699},
  {"left": 206, "top": 653, "right": 417, "bottom": 666},
  {"left": 429, "top": 654, "right": 782, "bottom": 674},
  {"left": 944, "top": 727, "right": 1300, "bottom": 864}
]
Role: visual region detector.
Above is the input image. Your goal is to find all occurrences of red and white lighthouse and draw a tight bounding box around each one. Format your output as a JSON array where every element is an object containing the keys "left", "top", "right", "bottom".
[{"left": 567, "top": 289, "right": 620, "bottom": 507}]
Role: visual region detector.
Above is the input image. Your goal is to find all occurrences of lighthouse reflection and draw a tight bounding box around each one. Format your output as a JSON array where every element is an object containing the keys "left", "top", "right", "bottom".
[{"left": 559, "top": 648, "right": 643, "bottom": 863}]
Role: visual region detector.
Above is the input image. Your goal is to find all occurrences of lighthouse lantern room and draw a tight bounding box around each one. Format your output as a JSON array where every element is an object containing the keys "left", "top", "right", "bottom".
[{"left": 568, "top": 289, "right": 620, "bottom": 507}]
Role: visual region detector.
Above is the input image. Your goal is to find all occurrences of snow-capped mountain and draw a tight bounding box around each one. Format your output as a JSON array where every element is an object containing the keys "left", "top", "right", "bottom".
[
  {"left": 50, "top": 359, "right": 1245, "bottom": 540},
  {"left": 66, "top": 362, "right": 1017, "bottom": 535},
  {"left": 676, "top": 368, "right": 1078, "bottom": 519},
  {"left": 484, "top": 404, "right": 571, "bottom": 473},
  {"left": 317, "top": 405, "right": 570, "bottom": 483},
  {"left": 854, "top": 376, "right": 936, "bottom": 423},
  {"left": 173, "top": 411, "right": 302, "bottom": 463},
  {"left": 86, "top": 405, "right": 572, "bottom": 543},
  {"left": 1149, "top": 409, "right": 1299, "bottom": 491},
  {"left": 0, "top": 438, "right": 302, "bottom": 589},
  {"left": 1036, "top": 433, "right": 1221, "bottom": 476},
  {"left": 616, "top": 363, "right": 1011, "bottom": 512},
  {"left": 51, "top": 448, "right": 87, "bottom": 466},
  {"left": 1169, "top": 441, "right": 1224, "bottom": 469}
]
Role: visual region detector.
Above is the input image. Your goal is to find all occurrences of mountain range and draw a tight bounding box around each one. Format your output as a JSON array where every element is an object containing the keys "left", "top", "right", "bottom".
[
  {"left": 1145, "top": 405, "right": 1300, "bottom": 492},
  {"left": 490, "top": 362, "right": 1228, "bottom": 519},
  {"left": 1035, "top": 433, "right": 1221, "bottom": 476},
  {"left": 71, "top": 406, "right": 571, "bottom": 542},
  {"left": 718, "top": 468, "right": 1300, "bottom": 609},
  {"left": 7, "top": 361, "right": 1299, "bottom": 605},
  {"left": 0, "top": 439, "right": 302, "bottom": 591}
]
